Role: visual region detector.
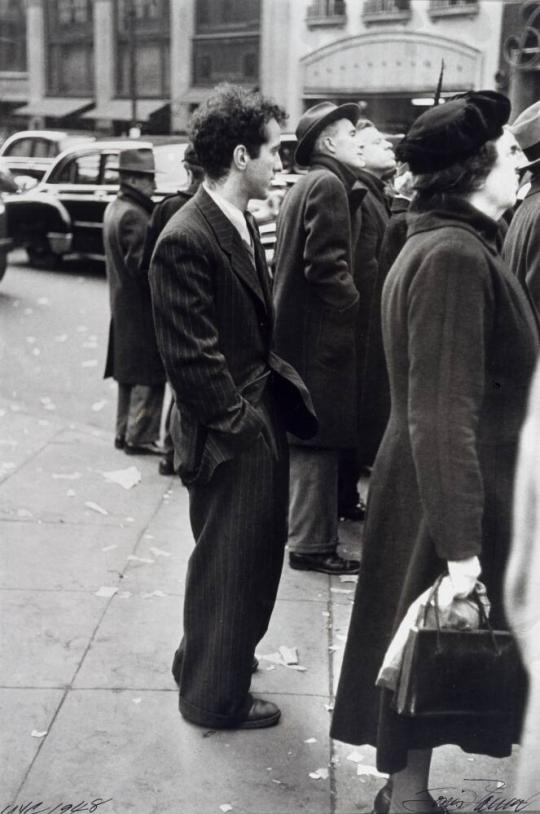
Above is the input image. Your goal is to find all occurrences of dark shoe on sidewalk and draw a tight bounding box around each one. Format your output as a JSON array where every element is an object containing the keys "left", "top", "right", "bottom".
[
  {"left": 289, "top": 552, "right": 360, "bottom": 575},
  {"left": 236, "top": 697, "right": 281, "bottom": 729},
  {"left": 171, "top": 650, "right": 259, "bottom": 687},
  {"left": 371, "top": 780, "right": 448, "bottom": 814},
  {"left": 339, "top": 499, "right": 367, "bottom": 521},
  {"left": 114, "top": 435, "right": 125, "bottom": 450},
  {"left": 124, "top": 442, "right": 163, "bottom": 456},
  {"left": 158, "top": 455, "right": 175, "bottom": 476}
]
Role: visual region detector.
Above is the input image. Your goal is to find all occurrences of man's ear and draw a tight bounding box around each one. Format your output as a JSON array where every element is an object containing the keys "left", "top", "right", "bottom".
[{"left": 232, "top": 144, "right": 249, "bottom": 171}]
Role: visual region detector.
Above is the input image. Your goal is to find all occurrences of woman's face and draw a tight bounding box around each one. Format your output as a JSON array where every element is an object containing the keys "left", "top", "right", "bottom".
[{"left": 480, "top": 130, "right": 523, "bottom": 214}]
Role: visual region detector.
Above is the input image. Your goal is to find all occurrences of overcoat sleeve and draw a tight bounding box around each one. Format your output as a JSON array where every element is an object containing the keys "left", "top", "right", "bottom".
[
  {"left": 522, "top": 212, "right": 540, "bottom": 310},
  {"left": 149, "top": 231, "right": 264, "bottom": 444},
  {"left": 406, "top": 244, "right": 495, "bottom": 561},
  {"left": 119, "top": 207, "right": 148, "bottom": 277},
  {"left": 303, "top": 174, "right": 359, "bottom": 309}
]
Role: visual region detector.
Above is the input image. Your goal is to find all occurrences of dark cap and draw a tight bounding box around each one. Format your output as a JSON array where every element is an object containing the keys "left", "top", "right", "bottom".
[
  {"left": 396, "top": 90, "right": 511, "bottom": 174},
  {"left": 295, "top": 100, "right": 362, "bottom": 167},
  {"left": 118, "top": 147, "right": 155, "bottom": 175}
]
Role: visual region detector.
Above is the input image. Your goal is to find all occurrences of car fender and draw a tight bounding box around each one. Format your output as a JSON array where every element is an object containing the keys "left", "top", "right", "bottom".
[{"left": 4, "top": 193, "right": 72, "bottom": 243}]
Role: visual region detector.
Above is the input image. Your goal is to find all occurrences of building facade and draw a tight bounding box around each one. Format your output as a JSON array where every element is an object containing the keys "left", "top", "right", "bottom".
[{"left": 0, "top": 0, "right": 515, "bottom": 137}]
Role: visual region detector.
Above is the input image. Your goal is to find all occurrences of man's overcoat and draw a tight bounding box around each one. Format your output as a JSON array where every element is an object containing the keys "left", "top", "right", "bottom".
[
  {"left": 272, "top": 155, "right": 362, "bottom": 449},
  {"left": 103, "top": 184, "right": 166, "bottom": 386},
  {"left": 503, "top": 172, "right": 540, "bottom": 313}
]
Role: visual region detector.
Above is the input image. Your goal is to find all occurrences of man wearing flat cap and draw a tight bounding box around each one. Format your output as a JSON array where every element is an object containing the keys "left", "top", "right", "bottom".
[
  {"left": 503, "top": 101, "right": 540, "bottom": 312},
  {"left": 103, "top": 147, "right": 166, "bottom": 456},
  {"left": 273, "top": 101, "right": 366, "bottom": 576}
]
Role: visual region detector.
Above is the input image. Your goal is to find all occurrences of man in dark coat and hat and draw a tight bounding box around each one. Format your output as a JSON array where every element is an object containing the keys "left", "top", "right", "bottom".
[
  {"left": 103, "top": 147, "right": 166, "bottom": 455},
  {"left": 338, "top": 120, "right": 397, "bottom": 520},
  {"left": 503, "top": 101, "right": 540, "bottom": 312},
  {"left": 273, "top": 101, "right": 366, "bottom": 576}
]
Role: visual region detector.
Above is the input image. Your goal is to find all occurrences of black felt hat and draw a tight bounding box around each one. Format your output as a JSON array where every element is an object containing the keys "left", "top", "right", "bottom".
[
  {"left": 396, "top": 90, "right": 511, "bottom": 174},
  {"left": 295, "top": 101, "right": 362, "bottom": 167}
]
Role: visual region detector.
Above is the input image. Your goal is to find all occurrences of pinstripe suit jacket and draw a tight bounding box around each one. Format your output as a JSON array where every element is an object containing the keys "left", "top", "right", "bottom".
[{"left": 149, "top": 186, "right": 317, "bottom": 485}]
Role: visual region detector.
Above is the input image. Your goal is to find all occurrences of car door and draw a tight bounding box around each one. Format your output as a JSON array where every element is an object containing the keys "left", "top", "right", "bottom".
[{"left": 47, "top": 149, "right": 115, "bottom": 258}]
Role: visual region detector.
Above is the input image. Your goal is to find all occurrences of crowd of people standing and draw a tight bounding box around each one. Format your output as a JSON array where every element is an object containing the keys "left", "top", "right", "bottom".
[{"left": 101, "top": 82, "right": 540, "bottom": 810}]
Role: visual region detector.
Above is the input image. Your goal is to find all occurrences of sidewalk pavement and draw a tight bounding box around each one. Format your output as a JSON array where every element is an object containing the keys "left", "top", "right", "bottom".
[{"left": 1, "top": 398, "right": 519, "bottom": 814}]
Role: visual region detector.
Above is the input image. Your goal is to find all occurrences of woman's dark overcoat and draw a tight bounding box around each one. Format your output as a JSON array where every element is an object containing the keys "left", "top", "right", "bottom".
[
  {"left": 273, "top": 155, "right": 364, "bottom": 448},
  {"left": 331, "top": 196, "right": 539, "bottom": 772},
  {"left": 103, "top": 184, "right": 166, "bottom": 386}
]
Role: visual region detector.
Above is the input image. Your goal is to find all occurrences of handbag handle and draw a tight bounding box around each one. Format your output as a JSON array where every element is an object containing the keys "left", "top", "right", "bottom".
[{"left": 421, "top": 575, "right": 501, "bottom": 656}]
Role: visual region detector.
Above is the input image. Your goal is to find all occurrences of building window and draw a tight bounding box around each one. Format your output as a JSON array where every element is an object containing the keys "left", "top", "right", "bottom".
[
  {"left": 429, "top": 0, "right": 479, "bottom": 19},
  {"left": 362, "top": 0, "right": 411, "bottom": 23},
  {"left": 115, "top": 0, "right": 170, "bottom": 98},
  {"left": 193, "top": 0, "right": 260, "bottom": 87},
  {"left": 306, "top": 0, "right": 347, "bottom": 27},
  {"left": 46, "top": 0, "right": 94, "bottom": 95},
  {"left": 0, "top": 0, "right": 27, "bottom": 72},
  {"left": 195, "top": 0, "right": 260, "bottom": 33}
]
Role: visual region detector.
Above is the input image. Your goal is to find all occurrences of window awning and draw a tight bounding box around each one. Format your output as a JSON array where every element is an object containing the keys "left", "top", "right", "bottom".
[
  {"left": 16, "top": 97, "right": 94, "bottom": 117},
  {"left": 82, "top": 99, "right": 168, "bottom": 122}
]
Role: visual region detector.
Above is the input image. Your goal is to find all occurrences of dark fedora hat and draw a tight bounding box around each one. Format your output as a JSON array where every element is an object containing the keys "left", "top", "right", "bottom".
[
  {"left": 118, "top": 147, "right": 155, "bottom": 175},
  {"left": 396, "top": 90, "right": 511, "bottom": 174},
  {"left": 510, "top": 101, "right": 540, "bottom": 166},
  {"left": 295, "top": 101, "right": 362, "bottom": 167}
]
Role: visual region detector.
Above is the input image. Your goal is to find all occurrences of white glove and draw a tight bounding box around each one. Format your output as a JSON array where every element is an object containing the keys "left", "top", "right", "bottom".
[{"left": 447, "top": 556, "right": 481, "bottom": 598}]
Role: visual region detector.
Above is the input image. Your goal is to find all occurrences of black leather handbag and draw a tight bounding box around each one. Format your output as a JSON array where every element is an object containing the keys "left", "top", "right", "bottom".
[{"left": 394, "top": 577, "right": 519, "bottom": 718}]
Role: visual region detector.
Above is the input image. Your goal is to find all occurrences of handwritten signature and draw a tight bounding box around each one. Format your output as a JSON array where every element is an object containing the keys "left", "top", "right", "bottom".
[
  {"left": 0, "top": 799, "right": 112, "bottom": 814},
  {"left": 403, "top": 779, "right": 540, "bottom": 813}
]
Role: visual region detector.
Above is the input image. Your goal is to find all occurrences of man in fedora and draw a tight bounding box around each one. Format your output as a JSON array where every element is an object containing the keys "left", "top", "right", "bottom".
[
  {"left": 103, "top": 146, "right": 166, "bottom": 455},
  {"left": 150, "top": 84, "right": 317, "bottom": 730},
  {"left": 503, "top": 101, "right": 540, "bottom": 310},
  {"left": 273, "top": 101, "right": 366, "bottom": 575}
]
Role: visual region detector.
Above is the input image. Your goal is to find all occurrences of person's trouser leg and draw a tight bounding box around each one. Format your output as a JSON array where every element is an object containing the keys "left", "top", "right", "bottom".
[
  {"left": 178, "top": 391, "right": 289, "bottom": 727},
  {"left": 125, "top": 383, "right": 165, "bottom": 446},
  {"left": 288, "top": 446, "right": 339, "bottom": 555},
  {"left": 338, "top": 447, "right": 361, "bottom": 514},
  {"left": 116, "top": 383, "right": 132, "bottom": 441}
]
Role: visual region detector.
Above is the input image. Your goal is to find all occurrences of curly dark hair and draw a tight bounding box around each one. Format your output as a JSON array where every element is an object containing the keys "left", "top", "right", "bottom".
[
  {"left": 412, "top": 140, "right": 499, "bottom": 206},
  {"left": 189, "top": 83, "right": 287, "bottom": 181}
]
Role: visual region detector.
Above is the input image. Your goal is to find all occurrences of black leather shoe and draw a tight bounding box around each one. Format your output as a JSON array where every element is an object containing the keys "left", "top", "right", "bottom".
[
  {"left": 124, "top": 442, "right": 163, "bottom": 456},
  {"left": 172, "top": 651, "right": 259, "bottom": 686},
  {"left": 158, "top": 455, "right": 175, "bottom": 476},
  {"left": 114, "top": 435, "right": 125, "bottom": 450},
  {"left": 289, "top": 552, "right": 360, "bottom": 575},
  {"left": 339, "top": 499, "right": 367, "bottom": 521},
  {"left": 236, "top": 697, "right": 281, "bottom": 729}
]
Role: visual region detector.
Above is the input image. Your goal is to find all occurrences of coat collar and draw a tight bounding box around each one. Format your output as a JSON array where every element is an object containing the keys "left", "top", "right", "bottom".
[
  {"left": 309, "top": 154, "right": 367, "bottom": 212},
  {"left": 407, "top": 194, "right": 502, "bottom": 255},
  {"left": 524, "top": 172, "right": 540, "bottom": 200},
  {"left": 118, "top": 182, "right": 154, "bottom": 214},
  {"left": 192, "top": 186, "right": 268, "bottom": 312}
]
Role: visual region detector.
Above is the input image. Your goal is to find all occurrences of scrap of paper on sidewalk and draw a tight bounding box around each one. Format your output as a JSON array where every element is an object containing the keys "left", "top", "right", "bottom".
[{"left": 103, "top": 466, "right": 141, "bottom": 490}]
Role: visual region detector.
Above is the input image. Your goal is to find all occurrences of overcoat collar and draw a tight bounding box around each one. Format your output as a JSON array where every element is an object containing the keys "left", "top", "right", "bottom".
[
  {"left": 192, "top": 186, "right": 269, "bottom": 312},
  {"left": 118, "top": 182, "right": 154, "bottom": 215},
  {"left": 524, "top": 172, "right": 540, "bottom": 200},
  {"left": 407, "top": 195, "right": 502, "bottom": 255},
  {"left": 354, "top": 168, "right": 390, "bottom": 208},
  {"left": 310, "top": 154, "right": 367, "bottom": 211}
]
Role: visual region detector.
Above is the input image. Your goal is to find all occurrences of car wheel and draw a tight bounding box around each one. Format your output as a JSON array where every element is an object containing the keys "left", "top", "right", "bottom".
[
  {"left": 0, "top": 251, "right": 7, "bottom": 282},
  {"left": 26, "top": 237, "right": 62, "bottom": 269}
]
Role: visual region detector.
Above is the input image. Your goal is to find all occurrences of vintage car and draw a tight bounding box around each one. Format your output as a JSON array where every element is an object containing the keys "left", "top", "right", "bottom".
[
  {"left": 4, "top": 138, "right": 189, "bottom": 268},
  {"left": 4, "top": 134, "right": 302, "bottom": 269},
  {"left": 0, "top": 130, "right": 96, "bottom": 184}
]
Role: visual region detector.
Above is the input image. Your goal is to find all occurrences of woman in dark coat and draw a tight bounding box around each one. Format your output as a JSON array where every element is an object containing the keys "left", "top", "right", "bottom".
[{"left": 331, "top": 91, "right": 539, "bottom": 813}]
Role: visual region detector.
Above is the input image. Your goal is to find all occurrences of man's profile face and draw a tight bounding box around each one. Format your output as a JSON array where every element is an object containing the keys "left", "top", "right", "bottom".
[
  {"left": 330, "top": 118, "right": 365, "bottom": 171},
  {"left": 245, "top": 117, "right": 283, "bottom": 199},
  {"left": 356, "top": 126, "right": 396, "bottom": 178}
]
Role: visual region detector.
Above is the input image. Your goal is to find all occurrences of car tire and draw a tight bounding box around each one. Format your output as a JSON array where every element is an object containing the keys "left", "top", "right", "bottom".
[
  {"left": 0, "top": 251, "right": 6, "bottom": 282},
  {"left": 26, "top": 237, "right": 62, "bottom": 269}
]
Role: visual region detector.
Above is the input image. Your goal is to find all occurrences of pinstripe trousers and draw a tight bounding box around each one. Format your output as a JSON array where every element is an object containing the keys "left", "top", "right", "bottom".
[{"left": 178, "top": 387, "right": 289, "bottom": 727}]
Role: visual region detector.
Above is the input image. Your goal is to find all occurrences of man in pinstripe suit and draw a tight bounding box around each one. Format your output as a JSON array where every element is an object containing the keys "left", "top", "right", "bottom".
[{"left": 149, "top": 84, "right": 317, "bottom": 730}]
